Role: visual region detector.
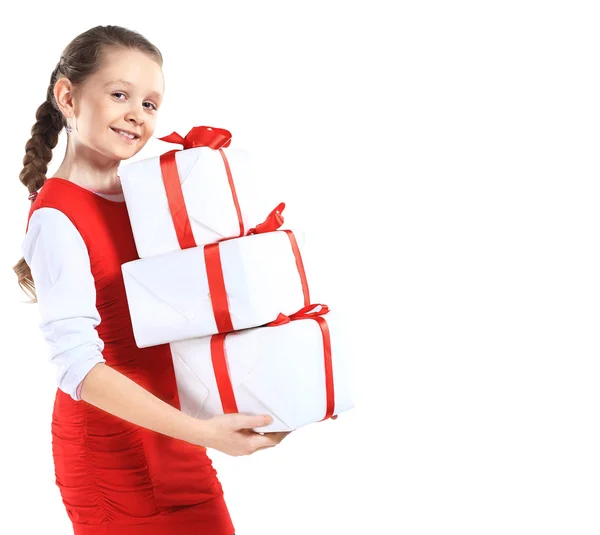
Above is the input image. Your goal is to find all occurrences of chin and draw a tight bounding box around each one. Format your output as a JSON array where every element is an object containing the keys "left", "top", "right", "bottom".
[
  {"left": 120, "top": 138, "right": 146, "bottom": 154},
  {"left": 116, "top": 150, "right": 140, "bottom": 162}
]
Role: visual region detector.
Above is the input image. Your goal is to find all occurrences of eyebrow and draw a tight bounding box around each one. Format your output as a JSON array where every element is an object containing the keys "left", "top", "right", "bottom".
[{"left": 104, "top": 79, "right": 163, "bottom": 102}]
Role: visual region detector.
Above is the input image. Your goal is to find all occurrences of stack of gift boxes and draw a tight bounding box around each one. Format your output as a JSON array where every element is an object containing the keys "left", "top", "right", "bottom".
[{"left": 118, "top": 126, "right": 354, "bottom": 432}]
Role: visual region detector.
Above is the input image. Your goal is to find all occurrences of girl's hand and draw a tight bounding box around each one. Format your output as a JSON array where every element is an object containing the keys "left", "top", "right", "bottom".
[{"left": 199, "top": 413, "right": 291, "bottom": 457}]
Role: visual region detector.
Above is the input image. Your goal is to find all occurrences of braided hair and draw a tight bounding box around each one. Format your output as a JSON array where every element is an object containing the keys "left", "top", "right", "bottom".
[{"left": 14, "top": 25, "right": 163, "bottom": 302}]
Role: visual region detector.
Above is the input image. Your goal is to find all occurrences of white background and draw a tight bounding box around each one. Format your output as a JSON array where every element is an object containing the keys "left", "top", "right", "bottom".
[{"left": 1, "top": 1, "right": 599, "bottom": 534}]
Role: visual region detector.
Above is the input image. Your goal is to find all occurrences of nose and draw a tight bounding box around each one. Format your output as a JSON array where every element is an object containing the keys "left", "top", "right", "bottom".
[{"left": 125, "top": 105, "right": 145, "bottom": 126}]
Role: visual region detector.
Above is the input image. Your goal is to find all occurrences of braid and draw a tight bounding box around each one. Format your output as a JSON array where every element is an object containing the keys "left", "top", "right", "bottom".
[
  {"left": 14, "top": 62, "right": 66, "bottom": 303},
  {"left": 19, "top": 63, "right": 66, "bottom": 197}
]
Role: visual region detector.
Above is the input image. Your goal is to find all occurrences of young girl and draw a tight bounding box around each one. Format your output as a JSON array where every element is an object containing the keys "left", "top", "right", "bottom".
[{"left": 14, "top": 24, "right": 290, "bottom": 535}]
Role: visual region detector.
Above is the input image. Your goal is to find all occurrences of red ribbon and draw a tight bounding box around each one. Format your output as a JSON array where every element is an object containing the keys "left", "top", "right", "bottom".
[
  {"left": 157, "top": 126, "right": 243, "bottom": 249},
  {"left": 159, "top": 150, "right": 197, "bottom": 249},
  {"left": 282, "top": 229, "right": 310, "bottom": 307},
  {"left": 247, "top": 202, "right": 285, "bottom": 235},
  {"left": 210, "top": 333, "right": 239, "bottom": 414},
  {"left": 268, "top": 304, "right": 330, "bottom": 326},
  {"left": 209, "top": 305, "right": 335, "bottom": 422},
  {"left": 313, "top": 315, "right": 336, "bottom": 421},
  {"left": 219, "top": 148, "right": 244, "bottom": 238},
  {"left": 204, "top": 243, "right": 235, "bottom": 333},
  {"left": 159, "top": 126, "right": 232, "bottom": 150}
]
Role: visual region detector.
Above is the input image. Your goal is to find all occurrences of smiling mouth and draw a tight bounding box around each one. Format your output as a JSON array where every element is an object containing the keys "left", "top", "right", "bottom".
[{"left": 111, "top": 127, "right": 140, "bottom": 140}]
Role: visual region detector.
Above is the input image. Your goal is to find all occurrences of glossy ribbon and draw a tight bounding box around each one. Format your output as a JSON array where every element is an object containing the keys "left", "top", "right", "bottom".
[
  {"left": 157, "top": 126, "right": 243, "bottom": 249},
  {"left": 159, "top": 126, "right": 232, "bottom": 150},
  {"left": 210, "top": 333, "right": 239, "bottom": 414},
  {"left": 286, "top": 305, "right": 335, "bottom": 421},
  {"left": 268, "top": 303, "right": 330, "bottom": 326},
  {"left": 204, "top": 243, "right": 235, "bottom": 333}
]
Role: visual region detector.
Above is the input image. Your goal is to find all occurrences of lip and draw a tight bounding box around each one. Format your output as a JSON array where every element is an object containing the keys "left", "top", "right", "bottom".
[
  {"left": 111, "top": 127, "right": 141, "bottom": 139},
  {"left": 111, "top": 128, "right": 140, "bottom": 145}
]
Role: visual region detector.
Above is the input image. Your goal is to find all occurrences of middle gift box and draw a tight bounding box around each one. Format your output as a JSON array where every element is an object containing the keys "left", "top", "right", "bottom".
[{"left": 121, "top": 230, "right": 311, "bottom": 348}]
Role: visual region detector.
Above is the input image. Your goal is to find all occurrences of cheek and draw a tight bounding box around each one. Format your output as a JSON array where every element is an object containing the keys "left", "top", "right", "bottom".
[
  {"left": 145, "top": 118, "right": 157, "bottom": 138},
  {"left": 85, "top": 107, "right": 111, "bottom": 130}
]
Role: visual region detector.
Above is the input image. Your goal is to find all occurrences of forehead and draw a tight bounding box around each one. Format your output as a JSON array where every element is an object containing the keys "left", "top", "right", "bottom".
[{"left": 93, "top": 48, "right": 164, "bottom": 98}]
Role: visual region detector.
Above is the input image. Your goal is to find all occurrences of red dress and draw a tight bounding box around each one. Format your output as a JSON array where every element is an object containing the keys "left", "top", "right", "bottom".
[{"left": 28, "top": 177, "right": 235, "bottom": 535}]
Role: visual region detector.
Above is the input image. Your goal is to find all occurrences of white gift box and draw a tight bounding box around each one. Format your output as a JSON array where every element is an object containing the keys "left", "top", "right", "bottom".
[
  {"left": 170, "top": 311, "right": 354, "bottom": 432},
  {"left": 122, "top": 230, "right": 310, "bottom": 348},
  {"left": 119, "top": 145, "right": 261, "bottom": 258}
]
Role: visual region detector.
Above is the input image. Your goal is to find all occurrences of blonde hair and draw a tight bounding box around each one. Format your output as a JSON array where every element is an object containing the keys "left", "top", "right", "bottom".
[{"left": 14, "top": 25, "right": 163, "bottom": 303}]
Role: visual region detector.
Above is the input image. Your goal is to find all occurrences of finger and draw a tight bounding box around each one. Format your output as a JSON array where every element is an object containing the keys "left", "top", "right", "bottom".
[
  {"left": 253, "top": 444, "right": 276, "bottom": 453},
  {"left": 237, "top": 414, "right": 273, "bottom": 429},
  {"left": 252, "top": 434, "right": 291, "bottom": 452},
  {"left": 264, "top": 431, "right": 291, "bottom": 444},
  {"left": 250, "top": 432, "right": 287, "bottom": 449}
]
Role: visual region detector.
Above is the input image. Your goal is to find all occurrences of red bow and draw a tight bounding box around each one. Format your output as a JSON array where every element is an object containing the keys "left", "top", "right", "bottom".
[
  {"left": 247, "top": 203, "right": 286, "bottom": 235},
  {"left": 158, "top": 126, "right": 232, "bottom": 150},
  {"left": 268, "top": 303, "right": 330, "bottom": 326}
]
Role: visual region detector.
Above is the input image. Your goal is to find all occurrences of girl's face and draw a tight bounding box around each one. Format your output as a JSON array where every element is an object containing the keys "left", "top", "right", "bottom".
[{"left": 72, "top": 47, "right": 164, "bottom": 162}]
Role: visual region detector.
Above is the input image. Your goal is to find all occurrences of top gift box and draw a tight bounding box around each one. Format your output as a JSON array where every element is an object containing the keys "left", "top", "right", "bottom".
[{"left": 119, "top": 126, "right": 263, "bottom": 258}]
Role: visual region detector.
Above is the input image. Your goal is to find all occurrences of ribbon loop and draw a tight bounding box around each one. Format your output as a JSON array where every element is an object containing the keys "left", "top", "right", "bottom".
[
  {"left": 157, "top": 131, "right": 186, "bottom": 146},
  {"left": 289, "top": 304, "right": 330, "bottom": 319},
  {"left": 247, "top": 203, "right": 286, "bottom": 235},
  {"left": 268, "top": 304, "right": 331, "bottom": 326}
]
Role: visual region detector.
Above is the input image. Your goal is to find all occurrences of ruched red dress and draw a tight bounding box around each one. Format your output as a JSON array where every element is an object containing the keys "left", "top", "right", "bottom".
[{"left": 28, "top": 177, "right": 235, "bottom": 535}]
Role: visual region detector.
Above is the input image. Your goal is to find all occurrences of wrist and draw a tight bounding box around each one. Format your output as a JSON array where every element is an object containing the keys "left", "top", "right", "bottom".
[{"left": 183, "top": 414, "right": 213, "bottom": 448}]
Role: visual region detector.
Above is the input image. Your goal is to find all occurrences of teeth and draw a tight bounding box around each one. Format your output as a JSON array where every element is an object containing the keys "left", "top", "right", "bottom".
[{"left": 116, "top": 129, "right": 136, "bottom": 139}]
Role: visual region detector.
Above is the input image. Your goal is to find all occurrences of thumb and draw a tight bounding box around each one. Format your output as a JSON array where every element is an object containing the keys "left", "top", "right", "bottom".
[{"left": 235, "top": 414, "right": 273, "bottom": 430}]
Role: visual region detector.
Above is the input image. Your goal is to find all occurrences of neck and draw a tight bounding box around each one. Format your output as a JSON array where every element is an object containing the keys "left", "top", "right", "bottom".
[{"left": 53, "top": 139, "right": 122, "bottom": 193}]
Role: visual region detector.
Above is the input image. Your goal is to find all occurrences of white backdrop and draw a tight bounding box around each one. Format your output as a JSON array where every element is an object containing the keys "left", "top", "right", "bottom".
[{"left": 1, "top": 1, "right": 599, "bottom": 534}]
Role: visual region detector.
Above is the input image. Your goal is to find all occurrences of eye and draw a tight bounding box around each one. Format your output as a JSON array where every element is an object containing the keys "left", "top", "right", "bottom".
[{"left": 112, "top": 92, "right": 157, "bottom": 111}]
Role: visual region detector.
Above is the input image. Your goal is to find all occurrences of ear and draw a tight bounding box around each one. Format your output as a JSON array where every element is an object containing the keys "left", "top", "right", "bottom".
[{"left": 53, "top": 77, "right": 76, "bottom": 120}]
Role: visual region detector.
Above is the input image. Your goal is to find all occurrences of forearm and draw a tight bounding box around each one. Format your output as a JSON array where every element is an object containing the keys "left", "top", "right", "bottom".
[{"left": 79, "top": 362, "right": 208, "bottom": 445}]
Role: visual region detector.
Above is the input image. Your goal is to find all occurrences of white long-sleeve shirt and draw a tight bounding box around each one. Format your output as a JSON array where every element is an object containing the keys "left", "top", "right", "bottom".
[{"left": 22, "top": 191, "right": 125, "bottom": 401}]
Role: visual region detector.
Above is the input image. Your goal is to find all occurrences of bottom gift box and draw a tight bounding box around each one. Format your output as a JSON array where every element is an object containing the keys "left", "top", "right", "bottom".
[{"left": 170, "top": 310, "right": 355, "bottom": 433}]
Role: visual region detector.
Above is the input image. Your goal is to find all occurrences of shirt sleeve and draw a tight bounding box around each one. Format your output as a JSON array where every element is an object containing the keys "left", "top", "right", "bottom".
[{"left": 22, "top": 207, "right": 107, "bottom": 401}]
